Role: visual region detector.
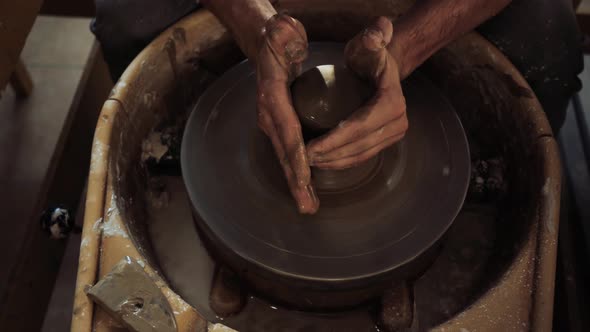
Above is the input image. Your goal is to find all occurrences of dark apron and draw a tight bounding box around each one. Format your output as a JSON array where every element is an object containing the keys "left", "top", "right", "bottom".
[{"left": 91, "top": 0, "right": 583, "bottom": 131}]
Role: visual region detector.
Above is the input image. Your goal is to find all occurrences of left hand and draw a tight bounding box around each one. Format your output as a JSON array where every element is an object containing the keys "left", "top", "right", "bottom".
[
  {"left": 307, "top": 17, "right": 408, "bottom": 169},
  {"left": 256, "top": 15, "right": 319, "bottom": 214}
]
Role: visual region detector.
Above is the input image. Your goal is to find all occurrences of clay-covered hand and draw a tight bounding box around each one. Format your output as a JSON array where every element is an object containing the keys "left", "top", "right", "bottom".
[
  {"left": 256, "top": 14, "right": 319, "bottom": 214},
  {"left": 307, "top": 17, "right": 408, "bottom": 169}
]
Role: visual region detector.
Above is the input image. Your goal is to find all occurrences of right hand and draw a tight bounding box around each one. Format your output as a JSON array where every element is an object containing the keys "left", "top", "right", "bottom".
[
  {"left": 307, "top": 17, "right": 408, "bottom": 170},
  {"left": 255, "top": 14, "right": 319, "bottom": 214}
]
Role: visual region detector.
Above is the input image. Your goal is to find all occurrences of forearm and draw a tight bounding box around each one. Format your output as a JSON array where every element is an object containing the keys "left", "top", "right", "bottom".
[
  {"left": 389, "top": 0, "right": 512, "bottom": 78},
  {"left": 201, "top": 0, "right": 276, "bottom": 61}
]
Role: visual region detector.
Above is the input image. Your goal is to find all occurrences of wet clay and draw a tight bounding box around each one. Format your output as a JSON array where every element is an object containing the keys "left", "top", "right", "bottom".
[
  {"left": 291, "top": 64, "right": 372, "bottom": 137},
  {"left": 291, "top": 64, "right": 379, "bottom": 193}
]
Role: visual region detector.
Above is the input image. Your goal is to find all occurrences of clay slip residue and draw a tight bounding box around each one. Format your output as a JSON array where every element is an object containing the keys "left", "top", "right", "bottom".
[
  {"left": 92, "top": 194, "right": 129, "bottom": 239},
  {"left": 161, "top": 287, "right": 192, "bottom": 315},
  {"left": 90, "top": 141, "right": 108, "bottom": 174}
]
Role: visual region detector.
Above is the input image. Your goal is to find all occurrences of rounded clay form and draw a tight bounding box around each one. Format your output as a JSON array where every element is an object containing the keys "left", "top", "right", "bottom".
[
  {"left": 291, "top": 65, "right": 373, "bottom": 137},
  {"left": 291, "top": 64, "right": 377, "bottom": 191}
]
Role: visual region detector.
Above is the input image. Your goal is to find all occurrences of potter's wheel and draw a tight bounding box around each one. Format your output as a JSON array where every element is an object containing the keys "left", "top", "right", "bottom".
[{"left": 181, "top": 43, "right": 470, "bottom": 308}]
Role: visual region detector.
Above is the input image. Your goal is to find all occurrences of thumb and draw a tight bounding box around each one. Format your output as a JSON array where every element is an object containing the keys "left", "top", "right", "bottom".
[
  {"left": 364, "top": 17, "right": 393, "bottom": 49},
  {"left": 345, "top": 17, "right": 393, "bottom": 81}
]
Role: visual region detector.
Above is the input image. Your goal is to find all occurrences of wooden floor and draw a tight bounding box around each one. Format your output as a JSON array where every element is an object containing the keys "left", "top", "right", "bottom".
[{"left": 0, "top": 15, "right": 111, "bottom": 331}]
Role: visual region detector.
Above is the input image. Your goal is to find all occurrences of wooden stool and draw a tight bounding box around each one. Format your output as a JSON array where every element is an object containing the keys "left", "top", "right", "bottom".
[{"left": 0, "top": 0, "right": 43, "bottom": 98}]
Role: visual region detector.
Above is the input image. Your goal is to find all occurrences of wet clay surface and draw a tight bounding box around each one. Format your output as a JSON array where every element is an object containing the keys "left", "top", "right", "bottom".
[
  {"left": 180, "top": 44, "right": 471, "bottom": 299},
  {"left": 291, "top": 64, "right": 382, "bottom": 194},
  {"left": 291, "top": 64, "right": 373, "bottom": 137}
]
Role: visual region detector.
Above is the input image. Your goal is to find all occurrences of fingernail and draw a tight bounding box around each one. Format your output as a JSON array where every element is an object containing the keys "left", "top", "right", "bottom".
[{"left": 285, "top": 40, "right": 308, "bottom": 63}]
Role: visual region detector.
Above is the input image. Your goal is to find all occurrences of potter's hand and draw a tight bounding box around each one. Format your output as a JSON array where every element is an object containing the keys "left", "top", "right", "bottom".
[
  {"left": 256, "top": 15, "right": 319, "bottom": 214},
  {"left": 307, "top": 17, "right": 407, "bottom": 169}
]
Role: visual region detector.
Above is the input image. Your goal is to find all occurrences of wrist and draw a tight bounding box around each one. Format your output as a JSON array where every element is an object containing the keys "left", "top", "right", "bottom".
[
  {"left": 387, "top": 26, "right": 411, "bottom": 80},
  {"left": 388, "top": 17, "right": 417, "bottom": 80}
]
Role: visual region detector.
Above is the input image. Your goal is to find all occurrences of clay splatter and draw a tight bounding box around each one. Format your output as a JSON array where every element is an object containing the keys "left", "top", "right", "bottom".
[
  {"left": 89, "top": 141, "right": 108, "bottom": 174},
  {"left": 208, "top": 323, "right": 237, "bottom": 332},
  {"left": 162, "top": 287, "right": 192, "bottom": 315},
  {"left": 102, "top": 217, "right": 128, "bottom": 238}
]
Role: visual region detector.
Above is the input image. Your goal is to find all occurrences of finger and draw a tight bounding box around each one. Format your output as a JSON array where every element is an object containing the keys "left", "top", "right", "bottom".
[
  {"left": 284, "top": 163, "right": 319, "bottom": 214},
  {"left": 263, "top": 83, "right": 311, "bottom": 187},
  {"left": 258, "top": 108, "right": 319, "bottom": 214},
  {"left": 310, "top": 116, "right": 408, "bottom": 164},
  {"left": 345, "top": 18, "right": 393, "bottom": 81},
  {"left": 263, "top": 14, "right": 309, "bottom": 77},
  {"left": 376, "top": 17, "right": 393, "bottom": 43},
  {"left": 313, "top": 134, "right": 403, "bottom": 170},
  {"left": 347, "top": 46, "right": 399, "bottom": 94},
  {"left": 281, "top": 16, "right": 308, "bottom": 60},
  {"left": 364, "top": 17, "right": 393, "bottom": 49},
  {"left": 294, "top": 183, "right": 319, "bottom": 215},
  {"left": 344, "top": 38, "right": 383, "bottom": 80},
  {"left": 265, "top": 15, "right": 308, "bottom": 61},
  {"left": 307, "top": 89, "right": 406, "bottom": 157}
]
